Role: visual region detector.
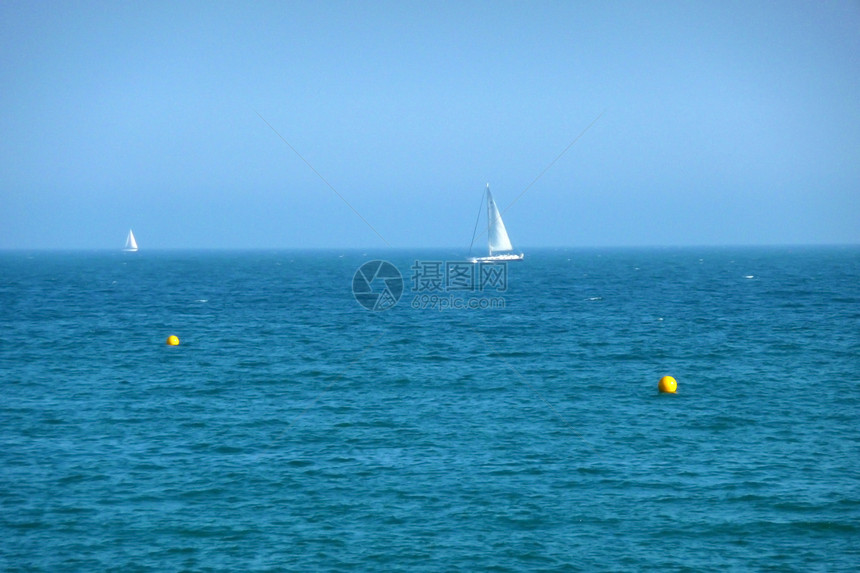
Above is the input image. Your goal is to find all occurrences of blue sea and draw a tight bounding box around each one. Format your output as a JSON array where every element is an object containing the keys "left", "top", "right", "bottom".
[{"left": 2, "top": 247, "right": 858, "bottom": 571}]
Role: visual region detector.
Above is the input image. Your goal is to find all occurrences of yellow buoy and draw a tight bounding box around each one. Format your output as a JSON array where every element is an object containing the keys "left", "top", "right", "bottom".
[
  {"left": 166, "top": 335, "right": 180, "bottom": 346},
  {"left": 658, "top": 375, "right": 677, "bottom": 393}
]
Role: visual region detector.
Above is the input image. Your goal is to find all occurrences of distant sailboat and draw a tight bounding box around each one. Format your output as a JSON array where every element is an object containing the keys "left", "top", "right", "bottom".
[
  {"left": 123, "top": 229, "right": 138, "bottom": 252},
  {"left": 469, "top": 184, "right": 524, "bottom": 263}
]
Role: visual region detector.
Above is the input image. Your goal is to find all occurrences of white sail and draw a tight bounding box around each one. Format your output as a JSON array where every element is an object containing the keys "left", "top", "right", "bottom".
[
  {"left": 486, "top": 187, "right": 514, "bottom": 254},
  {"left": 123, "top": 229, "right": 138, "bottom": 252}
]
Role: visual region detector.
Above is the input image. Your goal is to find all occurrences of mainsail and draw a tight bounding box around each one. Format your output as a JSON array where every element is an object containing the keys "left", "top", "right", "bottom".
[
  {"left": 123, "top": 229, "right": 138, "bottom": 252},
  {"left": 486, "top": 188, "right": 514, "bottom": 254}
]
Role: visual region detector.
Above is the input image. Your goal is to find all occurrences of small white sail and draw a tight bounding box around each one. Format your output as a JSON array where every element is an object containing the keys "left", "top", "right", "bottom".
[
  {"left": 123, "top": 229, "right": 138, "bottom": 252},
  {"left": 486, "top": 188, "right": 514, "bottom": 254}
]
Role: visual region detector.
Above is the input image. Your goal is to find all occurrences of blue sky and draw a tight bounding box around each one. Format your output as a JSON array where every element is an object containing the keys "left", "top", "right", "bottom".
[{"left": 1, "top": 1, "right": 858, "bottom": 249}]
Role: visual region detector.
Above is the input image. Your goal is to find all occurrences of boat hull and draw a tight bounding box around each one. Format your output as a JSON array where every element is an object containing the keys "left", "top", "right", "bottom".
[{"left": 468, "top": 253, "right": 524, "bottom": 263}]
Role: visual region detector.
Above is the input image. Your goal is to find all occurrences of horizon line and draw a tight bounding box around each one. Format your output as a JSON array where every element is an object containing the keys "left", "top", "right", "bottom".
[{"left": 1, "top": 242, "right": 857, "bottom": 253}]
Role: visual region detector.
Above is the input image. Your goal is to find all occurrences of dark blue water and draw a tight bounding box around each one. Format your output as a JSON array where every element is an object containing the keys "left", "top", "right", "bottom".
[{"left": 2, "top": 247, "right": 858, "bottom": 571}]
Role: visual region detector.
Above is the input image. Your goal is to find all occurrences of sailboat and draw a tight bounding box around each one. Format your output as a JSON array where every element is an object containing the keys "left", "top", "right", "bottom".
[
  {"left": 469, "top": 184, "right": 524, "bottom": 263},
  {"left": 123, "top": 229, "right": 138, "bottom": 252}
]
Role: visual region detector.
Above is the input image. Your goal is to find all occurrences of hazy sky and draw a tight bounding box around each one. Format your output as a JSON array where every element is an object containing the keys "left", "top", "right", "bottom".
[{"left": 2, "top": 1, "right": 858, "bottom": 249}]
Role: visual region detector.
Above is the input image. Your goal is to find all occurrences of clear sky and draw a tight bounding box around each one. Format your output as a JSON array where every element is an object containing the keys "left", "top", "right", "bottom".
[{"left": 1, "top": 1, "right": 858, "bottom": 249}]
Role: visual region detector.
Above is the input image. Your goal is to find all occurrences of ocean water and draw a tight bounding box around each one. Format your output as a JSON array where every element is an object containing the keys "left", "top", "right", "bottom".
[{"left": 1, "top": 247, "right": 858, "bottom": 571}]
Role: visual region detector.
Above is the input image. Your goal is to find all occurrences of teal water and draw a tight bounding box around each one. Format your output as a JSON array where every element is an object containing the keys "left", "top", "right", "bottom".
[{"left": 1, "top": 247, "right": 858, "bottom": 571}]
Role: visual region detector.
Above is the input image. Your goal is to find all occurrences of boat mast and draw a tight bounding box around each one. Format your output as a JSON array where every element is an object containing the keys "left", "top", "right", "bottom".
[
  {"left": 468, "top": 185, "right": 487, "bottom": 257},
  {"left": 486, "top": 184, "right": 494, "bottom": 256}
]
